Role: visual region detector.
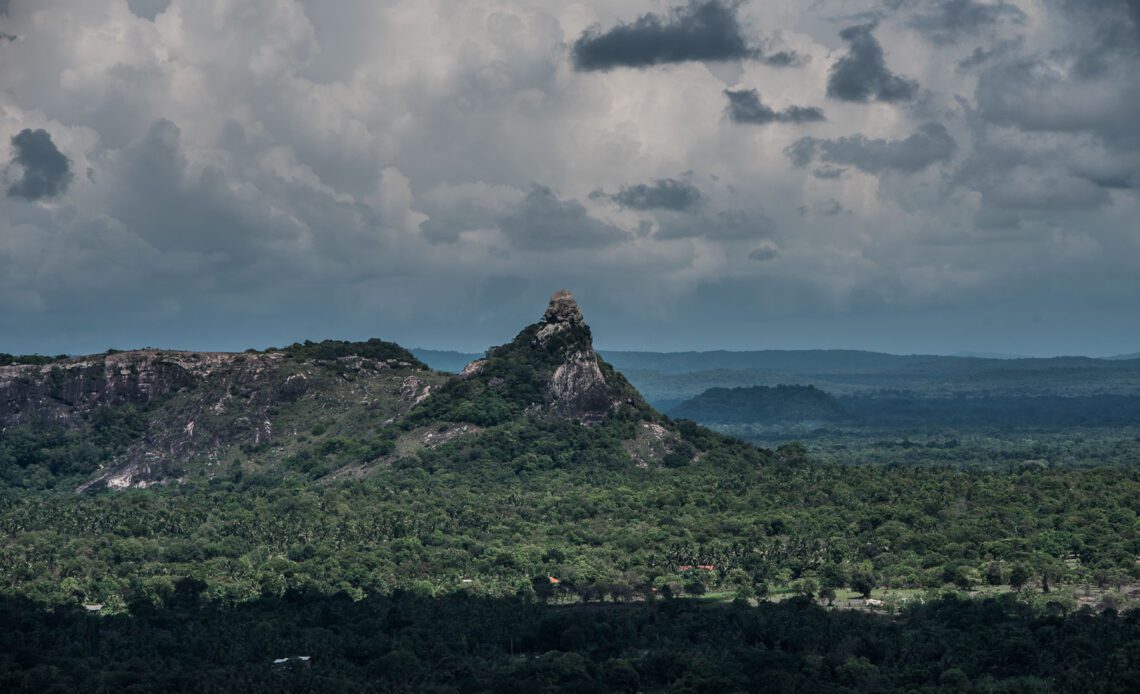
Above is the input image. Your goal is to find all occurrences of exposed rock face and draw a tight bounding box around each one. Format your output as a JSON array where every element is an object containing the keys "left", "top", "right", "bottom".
[
  {"left": 546, "top": 352, "right": 619, "bottom": 424},
  {"left": 0, "top": 348, "right": 437, "bottom": 491},
  {"left": 0, "top": 351, "right": 259, "bottom": 428},
  {"left": 534, "top": 289, "right": 585, "bottom": 347},
  {"left": 529, "top": 290, "right": 646, "bottom": 423}
]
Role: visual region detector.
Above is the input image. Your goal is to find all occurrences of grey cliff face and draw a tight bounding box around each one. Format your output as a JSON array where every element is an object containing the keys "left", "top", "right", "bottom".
[
  {"left": 535, "top": 290, "right": 628, "bottom": 424},
  {"left": 546, "top": 351, "right": 616, "bottom": 424},
  {"left": 534, "top": 289, "right": 586, "bottom": 347},
  {"left": 0, "top": 349, "right": 430, "bottom": 491}
]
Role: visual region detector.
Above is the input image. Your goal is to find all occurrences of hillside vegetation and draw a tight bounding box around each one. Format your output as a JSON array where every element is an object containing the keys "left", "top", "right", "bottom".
[{"left": 670, "top": 385, "right": 846, "bottom": 424}]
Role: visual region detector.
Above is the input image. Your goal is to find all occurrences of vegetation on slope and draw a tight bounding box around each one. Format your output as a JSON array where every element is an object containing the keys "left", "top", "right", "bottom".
[
  {"left": 669, "top": 385, "right": 846, "bottom": 424},
  {"left": 273, "top": 338, "right": 427, "bottom": 368},
  {"left": 408, "top": 307, "right": 647, "bottom": 428}
]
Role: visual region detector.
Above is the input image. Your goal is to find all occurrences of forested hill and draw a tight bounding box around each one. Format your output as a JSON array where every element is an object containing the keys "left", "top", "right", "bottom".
[{"left": 669, "top": 385, "right": 846, "bottom": 424}]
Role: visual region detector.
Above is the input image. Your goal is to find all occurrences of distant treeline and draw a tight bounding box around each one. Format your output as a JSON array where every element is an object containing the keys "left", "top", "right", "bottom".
[
  {"left": 273, "top": 338, "right": 427, "bottom": 368},
  {"left": 670, "top": 385, "right": 1140, "bottom": 429},
  {"left": 0, "top": 353, "right": 69, "bottom": 366}
]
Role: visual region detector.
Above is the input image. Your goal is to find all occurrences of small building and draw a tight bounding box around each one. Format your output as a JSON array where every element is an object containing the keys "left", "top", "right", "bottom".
[{"left": 273, "top": 656, "right": 312, "bottom": 669}]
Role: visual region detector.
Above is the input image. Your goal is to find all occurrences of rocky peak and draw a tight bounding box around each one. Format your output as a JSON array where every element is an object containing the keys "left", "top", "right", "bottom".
[
  {"left": 534, "top": 290, "right": 587, "bottom": 348},
  {"left": 543, "top": 289, "right": 584, "bottom": 326},
  {"left": 442, "top": 290, "right": 646, "bottom": 426}
]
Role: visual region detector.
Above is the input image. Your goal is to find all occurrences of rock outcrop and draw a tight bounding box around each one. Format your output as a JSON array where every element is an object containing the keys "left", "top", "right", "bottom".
[
  {"left": 452, "top": 290, "right": 648, "bottom": 425},
  {"left": 0, "top": 344, "right": 440, "bottom": 491}
]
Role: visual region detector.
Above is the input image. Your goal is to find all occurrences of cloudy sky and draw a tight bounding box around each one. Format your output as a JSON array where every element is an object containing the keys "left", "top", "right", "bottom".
[{"left": 1, "top": 0, "right": 1138, "bottom": 357}]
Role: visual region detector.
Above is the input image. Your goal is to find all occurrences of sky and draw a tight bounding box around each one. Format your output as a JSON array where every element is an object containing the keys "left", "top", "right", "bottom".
[{"left": 0, "top": 0, "right": 1138, "bottom": 357}]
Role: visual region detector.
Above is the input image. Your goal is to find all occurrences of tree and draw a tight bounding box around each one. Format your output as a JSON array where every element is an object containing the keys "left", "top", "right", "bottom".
[
  {"left": 850, "top": 570, "right": 876, "bottom": 599},
  {"left": 531, "top": 575, "right": 555, "bottom": 604},
  {"left": 985, "top": 561, "right": 1005, "bottom": 586},
  {"left": 603, "top": 658, "right": 641, "bottom": 694},
  {"left": 1009, "top": 564, "right": 1031, "bottom": 592},
  {"left": 1034, "top": 554, "right": 1066, "bottom": 594}
]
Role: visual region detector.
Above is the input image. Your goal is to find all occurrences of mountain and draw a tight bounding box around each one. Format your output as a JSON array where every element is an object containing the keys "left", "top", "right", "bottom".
[
  {"left": 405, "top": 290, "right": 698, "bottom": 467},
  {"left": 1104, "top": 352, "right": 1140, "bottom": 361},
  {"left": 952, "top": 351, "right": 1028, "bottom": 359},
  {"left": 669, "top": 385, "right": 847, "bottom": 425},
  {"left": 0, "top": 340, "right": 441, "bottom": 490},
  {"left": 412, "top": 290, "right": 649, "bottom": 426},
  {"left": 0, "top": 291, "right": 698, "bottom": 491}
]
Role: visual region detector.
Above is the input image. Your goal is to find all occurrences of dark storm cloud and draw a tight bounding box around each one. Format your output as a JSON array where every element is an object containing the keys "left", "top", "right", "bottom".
[
  {"left": 1041, "top": 1, "right": 1140, "bottom": 78},
  {"left": 812, "top": 166, "right": 846, "bottom": 179},
  {"left": 827, "top": 24, "right": 919, "bottom": 103},
  {"left": 571, "top": 1, "right": 799, "bottom": 71},
  {"left": 601, "top": 178, "right": 705, "bottom": 211},
  {"left": 954, "top": 144, "right": 1118, "bottom": 230},
  {"left": 126, "top": 0, "right": 172, "bottom": 21},
  {"left": 975, "top": 61, "right": 1140, "bottom": 144},
  {"left": 723, "top": 89, "right": 825, "bottom": 124},
  {"left": 956, "top": 39, "right": 1022, "bottom": 71},
  {"left": 748, "top": 242, "right": 779, "bottom": 261},
  {"left": 1057, "top": 0, "right": 1140, "bottom": 53},
  {"left": 965, "top": 2, "right": 1140, "bottom": 206},
  {"left": 655, "top": 209, "right": 771, "bottom": 241},
  {"left": 788, "top": 123, "right": 957, "bottom": 173},
  {"left": 784, "top": 137, "right": 819, "bottom": 168},
  {"left": 909, "top": 1, "right": 1026, "bottom": 45},
  {"left": 761, "top": 50, "right": 802, "bottom": 67},
  {"left": 819, "top": 198, "right": 844, "bottom": 215},
  {"left": 6, "top": 129, "right": 73, "bottom": 201},
  {"left": 499, "top": 185, "right": 627, "bottom": 250}
]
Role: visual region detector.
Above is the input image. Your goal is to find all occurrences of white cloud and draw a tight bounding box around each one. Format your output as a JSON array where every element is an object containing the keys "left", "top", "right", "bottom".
[{"left": 0, "top": 0, "right": 1136, "bottom": 354}]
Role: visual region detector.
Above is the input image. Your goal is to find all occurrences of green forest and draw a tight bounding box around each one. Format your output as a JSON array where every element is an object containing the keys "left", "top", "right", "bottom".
[{"left": 3, "top": 414, "right": 1140, "bottom": 690}]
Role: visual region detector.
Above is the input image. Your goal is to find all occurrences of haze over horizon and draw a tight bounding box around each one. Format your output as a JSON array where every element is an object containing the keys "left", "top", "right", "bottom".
[{"left": 2, "top": 1, "right": 1138, "bottom": 358}]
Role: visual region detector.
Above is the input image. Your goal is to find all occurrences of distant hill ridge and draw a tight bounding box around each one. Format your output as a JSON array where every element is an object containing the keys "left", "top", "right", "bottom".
[
  {"left": 669, "top": 385, "right": 845, "bottom": 425},
  {"left": 413, "top": 347, "right": 1140, "bottom": 408},
  {"left": 414, "top": 347, "right": 1140, "bottom": 375}
]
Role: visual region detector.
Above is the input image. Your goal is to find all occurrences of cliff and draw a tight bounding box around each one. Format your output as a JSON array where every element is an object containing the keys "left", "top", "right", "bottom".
[{"left": 0, "top": 343, "right": 441, "bottom": 490}]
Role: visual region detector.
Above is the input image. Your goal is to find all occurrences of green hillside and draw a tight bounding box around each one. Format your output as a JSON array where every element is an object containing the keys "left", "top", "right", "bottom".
[{"left": 669, "top": 384, "right": 847, "bottom": 424}]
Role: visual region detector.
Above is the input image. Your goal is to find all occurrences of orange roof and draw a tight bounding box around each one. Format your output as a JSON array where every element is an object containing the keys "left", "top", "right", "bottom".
[{"left": 548, "top": 576, "right": 560, "bottom": 584}]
